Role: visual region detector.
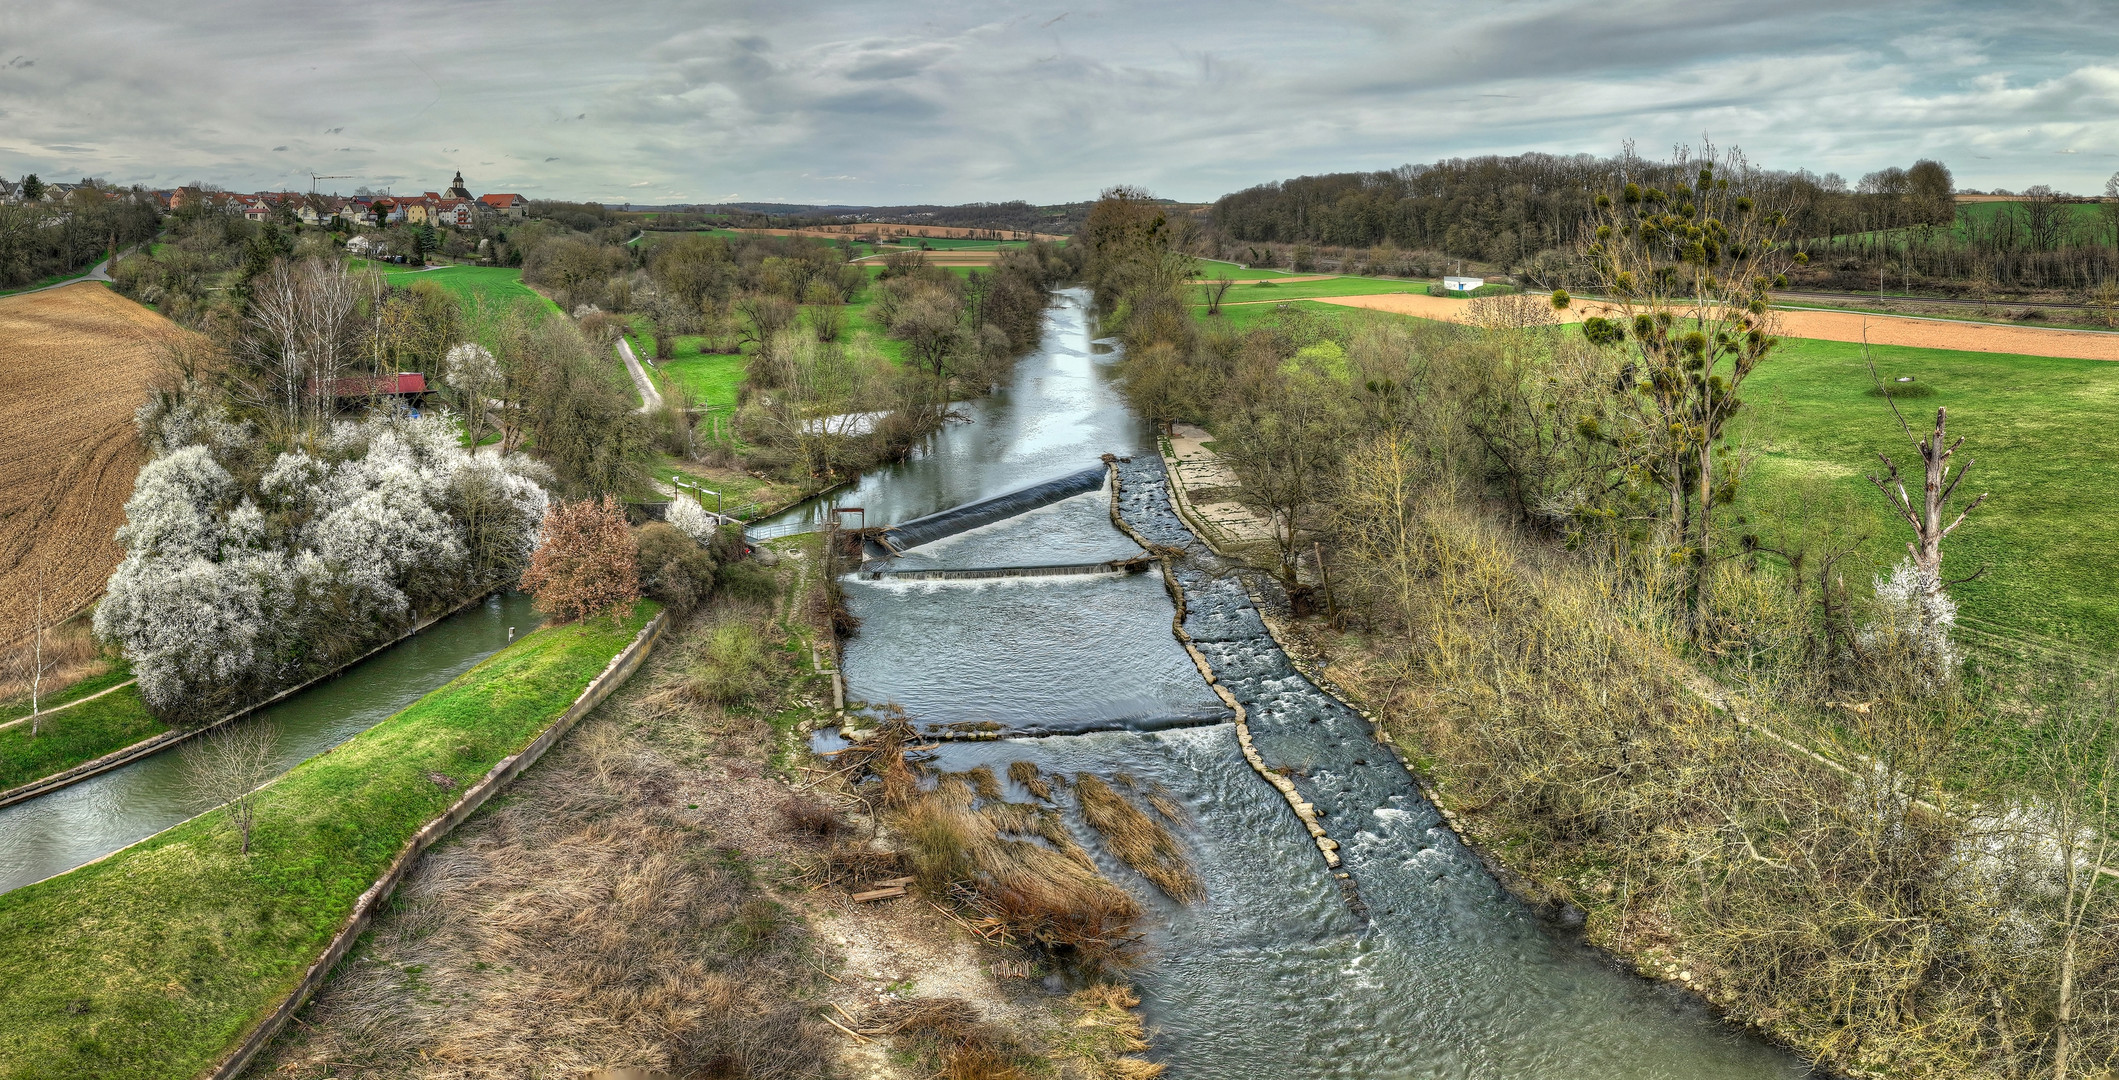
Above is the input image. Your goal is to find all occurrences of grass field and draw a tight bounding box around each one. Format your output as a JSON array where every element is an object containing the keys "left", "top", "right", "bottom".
[
  {"left": 1806, "top": 200, "right": 2115, "bottom": 249},
  {"left": 0, "top": 680, "right": 163, "bottom": 792},
  {"left": 0, "top": 603, "right": 656, "bottom": 1080},
  {"left": 0, "top": 663, "right": 130, "bottom": 724},
  {"left": 0, "top": 283, "right": 181, "bottom": 644},
  {"left": 1208, "top": 275, "right": 1432, "bottom": 306},
  {"left": 353, "top": 263, "right": 559, "bottom": 316},
  {"left": 1206, "top": 295, "right": 2119, "bottom": 651},
  {"left": 1741, "top": 337, "right": 2119, "bottom": 652}
]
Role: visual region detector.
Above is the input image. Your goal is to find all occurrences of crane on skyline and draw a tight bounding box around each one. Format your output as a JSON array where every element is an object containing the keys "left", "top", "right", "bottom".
[{"left": 309, "top": 172, "right": 351, "bottom": 194}]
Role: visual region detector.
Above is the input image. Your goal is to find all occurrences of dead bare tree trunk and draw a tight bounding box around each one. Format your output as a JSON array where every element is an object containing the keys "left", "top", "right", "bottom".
[{"left": 1865, "top": 354, "right": 1987, "bottom": 611}]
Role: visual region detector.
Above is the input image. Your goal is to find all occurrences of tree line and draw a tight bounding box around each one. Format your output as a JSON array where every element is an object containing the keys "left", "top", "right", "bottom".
[
  {"left": 0, "top": 179, "right": 162, "bottom": 289},
  {"left": 1203, "top": 151, "right": 2119, "bottom": 297}
]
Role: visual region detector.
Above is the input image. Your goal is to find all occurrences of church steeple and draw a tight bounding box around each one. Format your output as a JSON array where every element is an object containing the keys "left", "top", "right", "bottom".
[{"left": 444, "top": 171, "right": 473, "bottom": 201}]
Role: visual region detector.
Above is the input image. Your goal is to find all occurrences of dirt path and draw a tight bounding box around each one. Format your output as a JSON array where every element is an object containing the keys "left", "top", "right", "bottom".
[
  {"left": 1309, "top": 292, "right": 2119, "bottom": 361},
  {"left": 615, "top": 337, "right": 664, "bottom": 413}
]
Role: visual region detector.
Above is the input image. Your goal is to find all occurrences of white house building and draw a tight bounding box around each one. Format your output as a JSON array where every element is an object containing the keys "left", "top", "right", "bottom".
[{"left": 1443, "top": 275, "right": 1485, "bottom": 293}]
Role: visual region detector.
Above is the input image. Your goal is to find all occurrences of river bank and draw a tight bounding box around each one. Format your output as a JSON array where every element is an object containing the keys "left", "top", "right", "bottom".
[{"left": 246, "top": 537, "right": 1157, "bottom": 1080}]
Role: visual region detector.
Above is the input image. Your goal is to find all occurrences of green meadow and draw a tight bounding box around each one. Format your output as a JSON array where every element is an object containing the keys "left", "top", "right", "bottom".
[{"left": 1742, "top": 337, "right": 2119, "bottom": 653}]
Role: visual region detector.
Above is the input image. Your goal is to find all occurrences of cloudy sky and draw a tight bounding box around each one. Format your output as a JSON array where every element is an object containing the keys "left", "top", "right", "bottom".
[{"left": 2, "top": 0, "right": 2116, "bottom": 206}]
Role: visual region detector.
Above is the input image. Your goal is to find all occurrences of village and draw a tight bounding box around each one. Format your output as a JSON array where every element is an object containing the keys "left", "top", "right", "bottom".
[{"left": 1, "top": 169, "right": 525, "bottom": 237}]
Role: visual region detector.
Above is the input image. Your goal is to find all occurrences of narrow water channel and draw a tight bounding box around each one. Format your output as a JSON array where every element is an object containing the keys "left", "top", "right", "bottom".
[
  {"left": 0, "top": 591, "right": 542, "bottom": 894},
  {"left": 785, "top": 290, "right": 1811, "bottom": 1077}
]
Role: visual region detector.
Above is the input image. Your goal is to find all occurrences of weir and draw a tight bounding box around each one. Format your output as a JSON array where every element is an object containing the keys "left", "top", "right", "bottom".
[
  {"left": 868, "top": 465, "right": 1109, "bottom": 557},
  {"left": 859, "top": 555, "right": 1154, "bottom": 581}
]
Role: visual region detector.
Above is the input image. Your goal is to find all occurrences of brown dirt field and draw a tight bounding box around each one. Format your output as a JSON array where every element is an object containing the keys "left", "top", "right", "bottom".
[
  {"left": 0, "top": 283, "right": 179, "bottom": 643},
  {"left": 855, "top": 249, "right": 1005, "bottom": 266},
  {"left": 1310, "top": 292, "right": 2119, "bottom": 361}
]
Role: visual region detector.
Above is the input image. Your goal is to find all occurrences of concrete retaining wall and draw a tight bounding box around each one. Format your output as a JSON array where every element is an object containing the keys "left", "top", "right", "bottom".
[{"left": 203, "top": 610, "right": 669, "bottom": 1080}]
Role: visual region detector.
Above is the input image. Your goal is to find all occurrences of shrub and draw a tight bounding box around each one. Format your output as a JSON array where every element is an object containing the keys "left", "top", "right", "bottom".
[
  {"left": 716, "top": 561, "right": 777, "bottom": 604},
  {"left": 634, "top": 521, "right": 716, "bottom": 614},
  {"left": 521, "top": 495, "right": 640, "bottom": 624}
]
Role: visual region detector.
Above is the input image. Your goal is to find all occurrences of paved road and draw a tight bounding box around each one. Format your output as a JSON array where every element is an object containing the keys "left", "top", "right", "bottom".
[
  {"left": 616, "top": 337, "right": 664, "bottom": 413},
  {"left": 3, "top": 253, "right": 118, "bottom": 298}
]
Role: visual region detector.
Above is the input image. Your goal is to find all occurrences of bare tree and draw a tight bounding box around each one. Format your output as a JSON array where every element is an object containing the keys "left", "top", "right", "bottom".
[
  {"left": 244, "top": 258, "right": 362, "bottom": 436},
  {"left": 13, "top": 564, "right": 58, "bottom": 736},
  {"left": 2023, "top": 670, "right": 2119, "bottom": 1080},
  {"left": 181, "top": 722, "right": 282, "bottom": 855},
  {"left": 1198, "top": 274, "right": 1234, "bottom": 315},
  {"left": 1864, "top": 352, "right": 1988, "bottom": 611},
  {"left": 2020, "top": 185, "right": 2071, "bottom": 254}
]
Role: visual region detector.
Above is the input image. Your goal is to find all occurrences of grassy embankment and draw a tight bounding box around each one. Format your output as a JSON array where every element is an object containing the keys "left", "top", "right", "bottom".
[
  {"left": 0, "top": 603, "right": 657, "bottom": 1080},
  {"left": 0, "top": 667, "right": 161, "bottom": 793}
]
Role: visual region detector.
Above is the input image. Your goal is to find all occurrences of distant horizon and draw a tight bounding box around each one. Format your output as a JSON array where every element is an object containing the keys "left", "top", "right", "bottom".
[{"left": 4, "top": 2, "right": 2116, "bottom": 206}]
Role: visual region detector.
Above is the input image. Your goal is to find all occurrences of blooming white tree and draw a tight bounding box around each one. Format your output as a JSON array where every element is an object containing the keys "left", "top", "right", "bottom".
[
  {"left": 1864, "top": 559, "right": 1960, "bottom": 686},
  {"left": 442, "top": 342, "right": 501, "bottom": 449},
  {"left": 99, "top": 410, "right": 550, "bottom": 718},
  {"left": 665, "top": 495, "right": 719, "bottom": 544}
]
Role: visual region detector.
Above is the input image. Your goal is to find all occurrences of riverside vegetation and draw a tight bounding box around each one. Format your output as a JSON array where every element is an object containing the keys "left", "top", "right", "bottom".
[
  {"left": 251, "top": 535, "right": 1170, "bottom": 1080},
  {"left": 1091, "top": 149, "right": 2119, "bottom": 1079}
]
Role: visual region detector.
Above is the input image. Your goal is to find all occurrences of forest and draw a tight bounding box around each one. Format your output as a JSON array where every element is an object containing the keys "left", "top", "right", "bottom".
[{"left": 1206, "top": 152, "right": 2119, "bottom": 294}]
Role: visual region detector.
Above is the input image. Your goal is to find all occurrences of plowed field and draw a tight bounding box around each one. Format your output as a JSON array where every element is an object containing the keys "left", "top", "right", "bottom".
[
  {"left": 1310, "top": 292, "right": 2119, "bottom": 361},
  {"left": 0, "top": 283, "right": 177, "bottom": 642}
]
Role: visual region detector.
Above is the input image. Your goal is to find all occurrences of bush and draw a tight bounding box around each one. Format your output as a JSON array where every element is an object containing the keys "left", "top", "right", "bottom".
[
  {"left": 634, "top": 522, "right": 716, "bottom": 614},
  {"left": 675, "top": 620, "right": 779, "bottom": 709},
  {"left": 521, "top": 496, "right": 640, "bottom": 624}
]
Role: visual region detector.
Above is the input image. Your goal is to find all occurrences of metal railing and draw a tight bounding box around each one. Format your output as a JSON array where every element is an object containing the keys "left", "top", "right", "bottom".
[{"left": 744, "top": 519, "right": 821, "bottom": 542}]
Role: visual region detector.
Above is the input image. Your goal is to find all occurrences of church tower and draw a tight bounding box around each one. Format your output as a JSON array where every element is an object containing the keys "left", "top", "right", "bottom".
[{"left": 445, "top": 171, "right": 473, "bottom": 201}]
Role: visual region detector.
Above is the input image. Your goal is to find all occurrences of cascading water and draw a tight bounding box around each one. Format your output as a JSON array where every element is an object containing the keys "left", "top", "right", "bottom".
[{"left": 780, "top": 289, "right": 1811, "bottom": 1077}]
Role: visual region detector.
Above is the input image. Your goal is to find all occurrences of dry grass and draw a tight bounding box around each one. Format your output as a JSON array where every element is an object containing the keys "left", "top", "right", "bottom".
[
  {"left": 1073, "top": 775, "right": 1201, "bottom": 902},
  {"left": 0, "top": 615, "right": 106, "bottom": 706},
  {"left": 1324, "top": 491, "right": 2114, "bottom": 1079},
  {"left": 250, "top": 611, "right": 837, "bottom": 1080},
  {"left": 863, "top": 996, "right": 1041, "bottom": 1080},
  {"left": 838, "top": 725, "right": 1150, "bottom": 970},
  {"left": 0, "top": 284, "right": 181, "bottom": 646}
]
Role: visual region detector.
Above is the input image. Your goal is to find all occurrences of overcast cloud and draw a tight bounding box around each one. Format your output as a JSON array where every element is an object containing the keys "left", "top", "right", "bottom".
[{"left": 2, "top": 0, "right": 2115, "bottom": 204}]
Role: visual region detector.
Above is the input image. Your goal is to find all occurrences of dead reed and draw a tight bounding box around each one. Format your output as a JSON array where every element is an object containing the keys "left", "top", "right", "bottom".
[{"left": 1074, "top": 774, "right": 1202, "bottom": 902}]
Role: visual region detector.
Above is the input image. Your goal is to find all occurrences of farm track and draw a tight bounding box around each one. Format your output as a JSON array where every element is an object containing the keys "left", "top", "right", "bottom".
[
  {"left": 1308, "top": 291, "right": 2119, "bottom": 361},
  {"left": 1777, "top": 289, "right": 2098, "bottom": 314},
  {"left": 0, "top": 283, "right": 178, "bottom": 643}
]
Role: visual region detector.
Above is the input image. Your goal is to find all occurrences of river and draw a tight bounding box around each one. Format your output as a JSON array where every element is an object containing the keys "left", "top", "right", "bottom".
[
  {"left": 779, "top": 289, "right": 1811, "bottom": 1078},
  {"left": 0, "top": 591, "right": 542, "bottom": 894}
]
